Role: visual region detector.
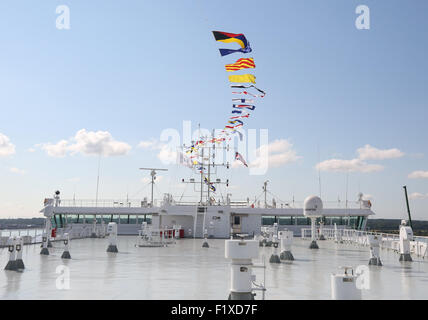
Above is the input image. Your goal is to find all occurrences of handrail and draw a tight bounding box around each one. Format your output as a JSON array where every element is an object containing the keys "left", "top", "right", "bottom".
[
  {"left": 53, "top": 198, "right": 370, "bottom": 209},
  {"left": 300, "top": 227, "right": 427, "bottom": 258}
]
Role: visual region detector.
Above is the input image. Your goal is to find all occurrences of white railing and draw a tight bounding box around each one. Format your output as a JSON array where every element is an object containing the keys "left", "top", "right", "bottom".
[
  {"left": 56, "top": 224, "right": 107, "bottom": 240},
  {"left": 136, "top": 227, "right": 177, "bottom": 247},
  {"left": 301, "top": 227, "right": 428, "bottom": 258},
  {"left": 0, "top": 228, "right": 45, "bottom": 246},
  {"left": 54, "top": 197, "right": 369, "bottom": 209}
]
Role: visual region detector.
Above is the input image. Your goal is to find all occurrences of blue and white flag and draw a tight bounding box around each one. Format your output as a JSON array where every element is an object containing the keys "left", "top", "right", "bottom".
[
  {"left": 219, "top": 44, "right": 252, "bottom": 56},
  {"left": 232, "top": 104, "right": 255, "bottom": 111},
  {"left": 232, "top": 98, "right": 254, "bottom": 104}
]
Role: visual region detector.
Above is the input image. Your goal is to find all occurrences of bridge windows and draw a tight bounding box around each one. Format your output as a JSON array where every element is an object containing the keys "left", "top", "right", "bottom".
[
  {"left": 261, "top": 215, "right": 367, "bottom": 229},
  {"left": 278, "top": 217, "right": 292, "bottom": 225}
]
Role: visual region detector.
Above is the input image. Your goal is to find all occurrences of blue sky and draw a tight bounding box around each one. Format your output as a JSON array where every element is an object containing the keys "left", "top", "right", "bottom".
[{"left": 0, "top": 0, "right": 427, "bottom": 219}]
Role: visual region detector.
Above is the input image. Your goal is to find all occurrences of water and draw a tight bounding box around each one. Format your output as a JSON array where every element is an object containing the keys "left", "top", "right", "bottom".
[{"left": 0, "top": 237, "right": 427, "bottom": 299}]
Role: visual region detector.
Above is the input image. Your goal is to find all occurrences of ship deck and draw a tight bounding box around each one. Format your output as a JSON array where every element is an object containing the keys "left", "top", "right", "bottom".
[{"left": 1, "top": 237, "right": 427, "bottom": 300}]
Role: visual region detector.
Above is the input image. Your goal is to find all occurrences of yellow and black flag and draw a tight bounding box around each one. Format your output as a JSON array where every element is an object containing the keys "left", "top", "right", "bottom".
[{"left": 212, "top": 31, "right": 252, "bottom": 56}]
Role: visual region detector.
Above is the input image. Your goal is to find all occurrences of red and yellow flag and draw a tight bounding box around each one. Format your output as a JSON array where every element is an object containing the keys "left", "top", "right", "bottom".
[{"left": 225, "top": 58, "right": 256, "bottom": 72}]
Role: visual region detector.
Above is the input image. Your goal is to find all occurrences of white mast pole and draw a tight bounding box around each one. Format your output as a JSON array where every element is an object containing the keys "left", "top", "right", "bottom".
[{"left": 95, "top": 153, "right": 101, "bottom": 208}]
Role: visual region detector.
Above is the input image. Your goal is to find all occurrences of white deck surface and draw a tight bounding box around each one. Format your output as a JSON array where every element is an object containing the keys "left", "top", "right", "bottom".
[{"left": 1, "top": 237, "right": 427, "bottom": 300}]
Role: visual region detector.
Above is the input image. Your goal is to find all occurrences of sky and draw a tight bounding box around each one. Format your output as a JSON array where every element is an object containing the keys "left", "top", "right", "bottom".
[{"left": 0, "top": 0, "right": 427, "bottom": 220}]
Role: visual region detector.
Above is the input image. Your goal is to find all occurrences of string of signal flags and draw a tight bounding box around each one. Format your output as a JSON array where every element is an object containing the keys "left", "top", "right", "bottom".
[{"left": 181, "top": 30, "right": 266, "bottom": 192}]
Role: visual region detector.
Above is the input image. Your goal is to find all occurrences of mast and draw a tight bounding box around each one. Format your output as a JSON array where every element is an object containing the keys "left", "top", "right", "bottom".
[
  {"left": 317, "top": 145, "right": 322, "bottom": 198},
  {"left": 207, "top": 146, "right": 211, "bottom": 202},
  {"left": 181, "top": 127, "right": 229, "bottom": 206},
  {"left": 139, "top": 168, "right": 168, "bottom": 207},
  {"left": 207, "top": 129, "right": 215, "bottom": 203},
  {"left": 403, "top": 185, "right": 413, "bottom": 228},
  {"left": 200, "top": 148, "right": 204, "bottom": 205},
  {"left": 95, "top": 153, "right": 101, "bottom": 208},
  {"left": 263, "top": 180, "right": 269, "bottom": 208}
]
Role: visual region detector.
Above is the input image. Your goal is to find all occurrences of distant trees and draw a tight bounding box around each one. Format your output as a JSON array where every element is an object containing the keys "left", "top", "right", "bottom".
[{"left": 367, "top": 219, "right": 428, "bottom": 236}]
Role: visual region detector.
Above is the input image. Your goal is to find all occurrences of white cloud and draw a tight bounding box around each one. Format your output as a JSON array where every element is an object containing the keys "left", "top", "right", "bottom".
[
  {"left": 409, "top": 192, "right": 428, "bottom": 200},
  {"left": 316, "top": 158, "right": 383, "bottom": 173},
  {"left": 138, "top": 139, "right": 162, "bottom": 150},
  {"left": 39, "top": 129, "right": 131, "bottom": 157},
  {"left": 40, "top": 140, "right": 69, "bottom": 157},
  {"left": 250, "top": 139, "right": 300, "bottom": 169},
  {"left": 357, "top": 144, "right": 404, "bottom": 160},
  {"left": 9, "top": 167, "right": 26, "bottom": 175},
  {"left": 157, "top": 145, "right": 178, "bottom": 165},
  {"left": 257, "top": 139, "right": 293, "bottom": 155},
  {"left": 316, "top": 144, "right": 403, "bottom": 173},
  {"left": 408, "top": 170, "right": 428, "bottom": 179},
  {"left": 0, "top": 133, "right": 16, "bottom": 157},
  {"left": 67, "top": 177, "right": 80, "bottom": 183},
  {"left": 138, "top": 139, "right": 179, "bottom": 165}
]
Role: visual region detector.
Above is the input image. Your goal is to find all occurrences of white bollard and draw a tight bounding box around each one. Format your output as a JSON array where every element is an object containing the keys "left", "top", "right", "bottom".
[
  {"left": 309, "top": 218, "right": 319, "bottom": 249},
  {"left": 61, "top": 233, "right": 71, "bottom": 259},
  {"left": 15, "top": 236, "right": 25, "bottom": 269},
  {"left": 399, "top": 220, "right": 413, "bottom": 262},
  {"left": 101, "top": 220, "right": 106, "bottom": 238},
  {"left": 265, "top": 232, "right": 273, "bottom": 247},
  {"left": 106, "top": 222, "right": 118, "bottom": 253},
  {"left": 91, "top": 219, "right": 97, "bottom": 238},
  {"left": 269, "top": 234, "right": 281, "bottom": 263},
  {"left": 174, "top": 225, "right": 181, "bottom": 240},
  {"left": 331, "top": 266, "right": 362, "bottom": 300},
  {"left": 40, "top": 232, "right": 50, "bottom": 255},
  {"left": 279, "top": 230, "right": 294, "bottom": 261},
  {"left": 202, "top": 228, "right": 209, "bottom": 248},
  {"left": 319, "top": 221, "right": 326, "bottom": 240},
  {"left": 367, "top": 234, "right": 382, "bottom": 266},
  {"left": 267, "top": 223, "right": 278, "bottom": 247},
  {"left": 4, "top": 237, "right": 18, "bottom": 271},
  {"left": 225, "top": 239, "right": 258, "bottom": 300}
]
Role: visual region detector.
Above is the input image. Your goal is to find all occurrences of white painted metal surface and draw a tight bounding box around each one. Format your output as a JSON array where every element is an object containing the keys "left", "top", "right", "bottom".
[
  {"left": 225, "top": 239, "right": 259, "bottom": 295},
  {"left": 1, "top": 237, "right": 428, "bottom": 299},
  {"left": 331, "top": 267, "right": 362, "bottom": 300}
]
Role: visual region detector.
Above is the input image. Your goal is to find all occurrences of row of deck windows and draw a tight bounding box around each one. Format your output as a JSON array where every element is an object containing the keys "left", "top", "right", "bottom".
[
  {"left": 51, "top": 214, "right": 366, "bottom": 231},
  {"left": 261, "top": 216, "right": 366, "bottom": 230},
  {"left": 51, "top": 214, "right": 152, "bottom": 229}
]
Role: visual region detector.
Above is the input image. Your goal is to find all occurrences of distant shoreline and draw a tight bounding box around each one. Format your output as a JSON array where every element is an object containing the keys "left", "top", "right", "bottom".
[{"left": 0, "top": 217, "right": 45, "bottom": 230}]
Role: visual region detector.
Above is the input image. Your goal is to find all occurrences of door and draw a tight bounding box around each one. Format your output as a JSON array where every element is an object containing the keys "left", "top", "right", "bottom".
[{"left": 231, "top": 215, "right": 242, "bottom": 234}]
